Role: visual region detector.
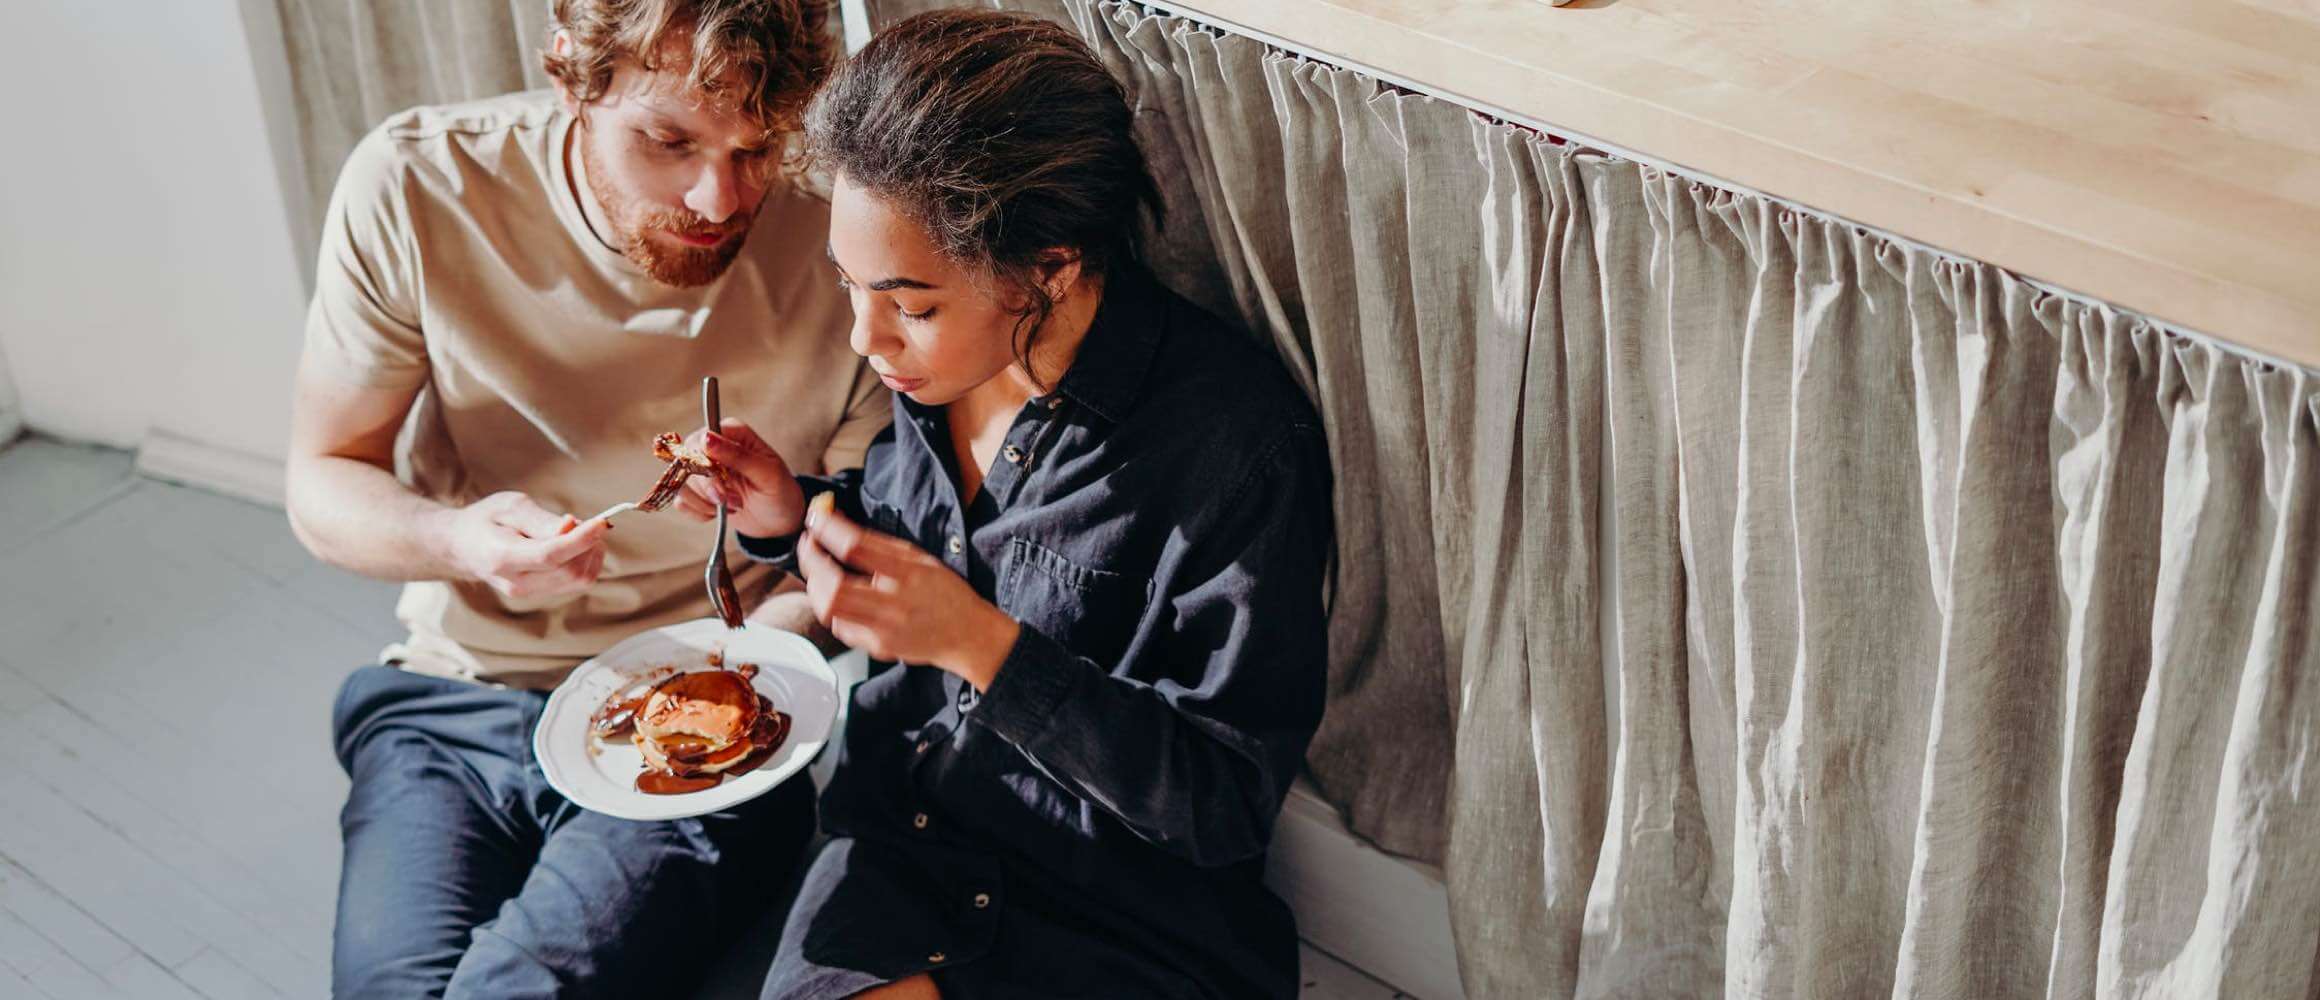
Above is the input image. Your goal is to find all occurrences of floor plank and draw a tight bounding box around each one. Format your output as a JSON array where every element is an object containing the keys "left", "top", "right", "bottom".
[
  {"left": 18, "top": 950, "right": 114, "bottom": 1000},
  {"left": 0, "top": 963, "right": 38, "bottom": 1000},
  {"left": 171, "top": 948, "right": 282, "bottom": 1000},
  {"left": 96, "top": 953, "right": 207, "bottom": 1000},
  {"left": 0, "top": 438, "right": 135, "bottom": 554},
  {"left": 0, "top": 695, "right": 325, "bottom": 994},
  {"left": 0, "top": 860, "right": 138, "bottom": 975}
]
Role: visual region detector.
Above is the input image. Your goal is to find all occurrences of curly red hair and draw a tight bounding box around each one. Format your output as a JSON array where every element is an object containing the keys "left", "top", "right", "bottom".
[{"left": 542, "top": 0, "right": 833, "bottom": 144}]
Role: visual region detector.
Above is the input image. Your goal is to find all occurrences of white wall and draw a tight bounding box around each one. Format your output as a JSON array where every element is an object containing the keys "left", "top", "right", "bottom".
[
  {"left": 0, "top": 340, "right": 21, "bottom": 447},
  {"left": 0, "top": 0, "right": 309, "bottom": 493}
]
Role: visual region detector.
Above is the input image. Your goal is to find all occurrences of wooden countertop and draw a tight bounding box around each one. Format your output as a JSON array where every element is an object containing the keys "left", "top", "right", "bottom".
[{"left": 1153, "top": 0, "right": 2320, "bottom": 369}]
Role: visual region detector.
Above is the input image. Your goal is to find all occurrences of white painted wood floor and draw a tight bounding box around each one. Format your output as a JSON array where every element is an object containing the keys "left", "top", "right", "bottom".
[{"left": 0, "top": 437, "right": 1405, "bottom": 999}]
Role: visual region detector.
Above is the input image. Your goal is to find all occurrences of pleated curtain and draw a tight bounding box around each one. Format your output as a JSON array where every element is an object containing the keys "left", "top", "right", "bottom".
[{"left": 274, "top": 0, "right": 553, "bottom": 237}]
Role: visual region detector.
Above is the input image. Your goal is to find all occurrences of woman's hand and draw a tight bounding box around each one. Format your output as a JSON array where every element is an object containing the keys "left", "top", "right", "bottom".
[
  {"left": 675, "top": 418, "right": 806, "bottom": 538},
  {"left": 795, "top": 502, "right": 1021, "bottom": 689}
]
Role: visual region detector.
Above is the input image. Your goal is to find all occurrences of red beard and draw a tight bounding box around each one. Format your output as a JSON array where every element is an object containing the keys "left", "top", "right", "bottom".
[{"left": 580, "top": 129, "right": 754, "bottom": 287}]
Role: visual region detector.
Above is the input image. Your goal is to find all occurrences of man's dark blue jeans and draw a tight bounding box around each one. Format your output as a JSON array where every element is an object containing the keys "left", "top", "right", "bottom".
[{"left": 329, "top": 664, "right": 814, "bottom": 999}]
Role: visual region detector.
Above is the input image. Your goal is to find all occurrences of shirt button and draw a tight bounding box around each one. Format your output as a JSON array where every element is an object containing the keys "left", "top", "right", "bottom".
[
  {"left": 956, "top": 686, "right": 978, "bottom": 712},
  {"left": 1046, "top": 396, "right": 1063, "bottom": 410},
  {"left": 915, "top": 740, "right": 930, "bottom": 754},
  {"left": 972, "top": 892, "right": 991, "bottom": 909},
  {"left": 912, "top": 812, "right": 929, "bottom": 830},
  {"left": 1002, "top": 444, "right": 1024, "bottom": 464},
  {"left": 946, "top": 535, "right": 964, "bottom": 555},
  {"left": 928, "top": 952, "right": 947, "bottom": 964}
]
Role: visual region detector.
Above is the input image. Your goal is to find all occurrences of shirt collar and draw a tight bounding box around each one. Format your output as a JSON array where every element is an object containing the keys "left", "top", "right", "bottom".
[
  {"left": 895, "top": 266, "right": 1166, "bottom": 434},
  {"left": 1049, "top": 267, "right": 1165, "bottom": 424}
]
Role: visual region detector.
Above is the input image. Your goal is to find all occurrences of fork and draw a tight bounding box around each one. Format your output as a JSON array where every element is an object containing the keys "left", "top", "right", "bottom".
[{"left": 702, "top": 376, "right": 745, "bottom": 630}]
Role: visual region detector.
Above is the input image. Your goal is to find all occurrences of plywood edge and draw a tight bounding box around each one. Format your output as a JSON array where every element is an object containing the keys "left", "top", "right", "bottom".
[{"left": 1146, "top": 0, "right": 2320, "bottom": 371}]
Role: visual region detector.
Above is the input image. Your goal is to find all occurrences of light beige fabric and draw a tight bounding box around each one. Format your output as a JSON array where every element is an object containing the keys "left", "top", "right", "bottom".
[
  {"left": 275, "top": 0, "right": 553, "bottom": 239},
  {"left": 860, "top": 2, "right": 2320, "bottom": 995},
  {"left": 307, "top": 91, "right": 886, "bottom": 688}
]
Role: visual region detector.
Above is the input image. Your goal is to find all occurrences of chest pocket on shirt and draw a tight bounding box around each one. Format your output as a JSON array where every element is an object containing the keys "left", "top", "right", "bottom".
[
  {"left": 864, "top": 500, "right": 907, "bottom": 538},
  {"left": 997, "top": 537, "right": 1151, "bottom": 669}
]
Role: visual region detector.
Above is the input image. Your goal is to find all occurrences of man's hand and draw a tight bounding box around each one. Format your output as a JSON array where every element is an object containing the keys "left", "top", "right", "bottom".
[
  {"left": 794, "top": 502, "right": 1020, "bottom": 690},
  {"left": 434, "top": 491, "right": 611, "bottom": 602},
  {"left": 674, "top": 418, "right": 805, "bottom": 538}
]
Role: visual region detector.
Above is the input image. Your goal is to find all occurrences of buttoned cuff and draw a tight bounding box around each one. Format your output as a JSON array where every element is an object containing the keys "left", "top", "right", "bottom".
[
  {"left": 971, "top": 624, "right": 1081, "bottom": 748},
  {"left": 734, "top": 478, "right": 846, "bottom": 577},
  {"left": 735, "top": 530, "right": 802, "bottom": 575}
]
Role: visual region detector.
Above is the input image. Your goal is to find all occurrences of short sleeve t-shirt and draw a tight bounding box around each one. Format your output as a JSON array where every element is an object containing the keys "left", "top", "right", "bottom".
[{"left": 304, "top": 91, "right": 885, "bottom": 688}]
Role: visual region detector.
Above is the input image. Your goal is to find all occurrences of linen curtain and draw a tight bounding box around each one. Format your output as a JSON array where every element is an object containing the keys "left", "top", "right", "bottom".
[
  {"left": 879, "top": 3, "right": 2319, "bottom": 996},
  {"left": 274, "top": 0, "right": 552, "bottom": 237}
]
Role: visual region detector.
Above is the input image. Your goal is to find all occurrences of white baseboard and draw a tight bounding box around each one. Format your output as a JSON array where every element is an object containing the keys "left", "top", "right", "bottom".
[
  {"left": 1271, "top": 780, "right": 1463, "bottom": 999},
  {"left": 134, "top": 429, "right": 286, "bottom": 508}
]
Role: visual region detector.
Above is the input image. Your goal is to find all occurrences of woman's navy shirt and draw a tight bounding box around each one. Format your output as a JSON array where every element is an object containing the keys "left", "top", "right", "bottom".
[{"left": 745, "top": 270, "right": 1334, "bottom": 999}]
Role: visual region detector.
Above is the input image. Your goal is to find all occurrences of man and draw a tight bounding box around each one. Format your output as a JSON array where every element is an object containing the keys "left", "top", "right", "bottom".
[{"left": 283, "top": 1, "right": 880, "bottom": 995}]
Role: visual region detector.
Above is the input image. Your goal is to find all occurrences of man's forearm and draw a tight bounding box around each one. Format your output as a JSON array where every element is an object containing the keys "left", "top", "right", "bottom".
[{"left": 286, "top": 453, "right": 463, "bottom": 582}]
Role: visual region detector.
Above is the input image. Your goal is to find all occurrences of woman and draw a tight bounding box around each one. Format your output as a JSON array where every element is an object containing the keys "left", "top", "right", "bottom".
[{"left": 679, "top": 10, "right": 1333, "bottom": 998}]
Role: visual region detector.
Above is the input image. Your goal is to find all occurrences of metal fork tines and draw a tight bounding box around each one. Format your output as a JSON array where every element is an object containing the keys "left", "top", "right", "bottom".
[{"left": 702, "top": 376, "right": 744, "bottom": 630}]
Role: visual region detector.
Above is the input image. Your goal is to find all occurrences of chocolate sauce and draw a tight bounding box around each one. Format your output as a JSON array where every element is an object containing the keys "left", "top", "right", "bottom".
[
  {"left": 723, "top": 711, "right": 791, "bottom": 778},
  {"left": 605, "top": 670, "right": 794, "bottom": 795},
  {"left": 666, "top": 736, "right": 753, "bottom": 769},
  {"left": 589, "top": 695, "right": 648, "bottom": 740},
  {"left": 635, "top": 771, "right": 722, "bottom": 795},
  {"left": 632, "top": 707, "right": 792, "bottom": 794},
  {"left": 589, "top": 667, "right": 678, "bottom": 741}
]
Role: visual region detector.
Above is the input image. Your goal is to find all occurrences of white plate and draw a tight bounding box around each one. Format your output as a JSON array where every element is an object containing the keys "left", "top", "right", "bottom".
[{"left": 535, "top": 618, "right": 839, "bottom": 821}]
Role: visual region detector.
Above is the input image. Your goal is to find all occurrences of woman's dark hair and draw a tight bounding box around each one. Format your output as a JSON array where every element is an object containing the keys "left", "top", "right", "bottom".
[{"left": 804, "top": 9, "right": 1164, "bottom": 378}]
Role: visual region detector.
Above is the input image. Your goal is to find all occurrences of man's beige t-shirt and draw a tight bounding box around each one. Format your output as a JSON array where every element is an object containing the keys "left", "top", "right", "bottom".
[{"left": 304, "top": 91, "right": 886, "bottom": 689}]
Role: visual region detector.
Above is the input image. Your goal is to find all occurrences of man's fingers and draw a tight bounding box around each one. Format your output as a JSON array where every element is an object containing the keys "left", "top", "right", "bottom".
[
  {"left": 512, "top": 516, "right": 609, "bottom": 569},
  {"left": 567, "top": 547, "right": 605, "bottom": 586},
  {"left": 491, "top": 562, "right": 591, "bottom": 602},
  {"left": 490, "top": 493, "right": 571, "bottom": 538}
]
